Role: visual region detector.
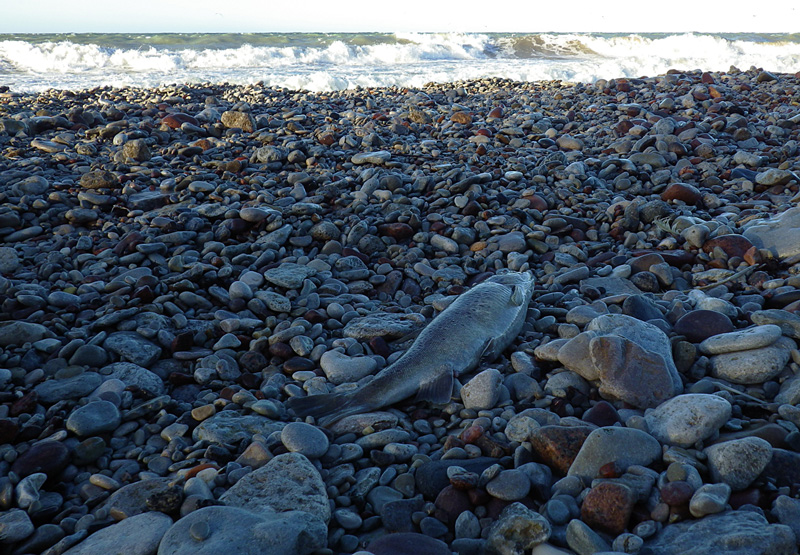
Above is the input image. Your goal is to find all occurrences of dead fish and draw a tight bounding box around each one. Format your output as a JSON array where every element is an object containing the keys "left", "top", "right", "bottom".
[{"left": 286, "top": 271, "right": 535, "bottom": 426}]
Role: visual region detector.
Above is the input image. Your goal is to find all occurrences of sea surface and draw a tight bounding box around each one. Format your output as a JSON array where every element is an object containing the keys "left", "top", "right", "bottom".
[{"left": 1, "top": 32, "right": 799, "bottom": 93}]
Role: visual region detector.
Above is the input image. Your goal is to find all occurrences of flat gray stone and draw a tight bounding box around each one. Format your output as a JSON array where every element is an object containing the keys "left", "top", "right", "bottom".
[
  {"left": 645, "top": 394, "right": 732, "bottom": 448},
  {"left": 220, "top": 453, "right": 330, "bottom": 523},
  {"left": 193, "top": 413, "right": 285, "bottom": 444},
  {"left": 751, "top": 309, "right": 800, "bottom": 339},
  {"left": 699, "top": 325, "right": 782, "bottom": 355},
  {"left": 281, "top": 422, "right": 330, "bottom": 459},
  {"left": 351, "top": 150, "right": 391, "bottom": 165},
  {"left": 0, "top": 508, "right": 34, "bottom": 544},
  {"left": 0, "top": 247, "right": 20, "bottom": 274},
  {"left": 709, "top": 336, "right": 793, "bottom": 384},
  {"left": 98, "top": 478, "right": 172, "bottom": 520},
  {"left": 689, "top": 483, "right": 731, "bottom": 518},
  {"left": 64, "top": 512, "right": 172, "bottom": 555},
  {"left": 640, "top": 510, "right": 796, "bottom": 555},
  {"left": 35, "top": 373, "right": 103, "bottom": 403},
  {"left": 103, "top": 332, "right": 162, "bottom": 367},
  {"left": 157, "top": 505, "right": 326, "bottom": 555},
  {"left": 263, "top": 263, "right": 317, "bottom": 289},
  {"left": 772, "top": 495, "right": 800, "bottom": 540},
  {"left": 568, "top": 427, "right": 662, "bottom": 482},
  {"left": 104, "top": 362, "right": 165, "bottom": 394},
  {"left": 743, "top": 206, "right": 800, "bottom": 259}
]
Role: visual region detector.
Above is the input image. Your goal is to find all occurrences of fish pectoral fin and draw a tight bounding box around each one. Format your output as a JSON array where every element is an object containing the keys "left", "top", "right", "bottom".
[
  {"left": 480, "top": 338, "right": 498, "bottom": 363},
  {"left": 415, "top": 365, "right": 454, "bottom": 404},
  {"left": 510, "top": 285, "right": 525, "bottom": 306}
]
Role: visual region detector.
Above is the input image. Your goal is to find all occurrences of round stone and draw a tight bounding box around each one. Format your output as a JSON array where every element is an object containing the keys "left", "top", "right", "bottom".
[
  {"left": 66, "top": 400, "right": 121, "bottom": 437},
  {"left": 674, "top": 310, "right": 734, "bottom": 343},
  {"left": 486, "top": 469, "right": 531, "bottom": 501},
  {"left": 281, "top": 422, "right": 330, "bottom": 459},
  {"left": 644, "top": 394, "right": 732, "bottom": 448},
  {"left": 704, "top": 437, "right": 773, "bottom": 491}
]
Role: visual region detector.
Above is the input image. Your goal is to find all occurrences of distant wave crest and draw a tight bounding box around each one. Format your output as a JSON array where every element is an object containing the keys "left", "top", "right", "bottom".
[{"left": 1, "top": 32, "right": 798, "bottom": 92}]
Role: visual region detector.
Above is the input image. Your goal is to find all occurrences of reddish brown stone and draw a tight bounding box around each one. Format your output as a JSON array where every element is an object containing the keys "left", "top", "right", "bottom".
[
  {"left": 661, "top": 183, "right": 702, "bottom": 205},
  {"left": 0, "top": 419, "right": 18, "bottom": 443},
  {"left": 487, "top": 106, "right": 504, "bottom": 119},
  {"left": 161, "top": 113, "right": 198, "bottom": 129},
  {"left": 702, "top": 234, "right": 755, "bottom": 259},
  {"left": 743, "top": 246, "right": 763, "bottom": 265},
  {"left": 673, "top": 310, "right": 734, "bottom": 343},
  {"left": 450, "top": 112, "right": 472, "bottom": 125},
  {"left": 581, "top": 482, "right": 635, "bottom": 536},
  {"left": 434, "top": 485, "right": 472, "bottom": 524},
  {"left": 529, "top": 425, "right": 593, "bottom": 475},
  {"left": 378, "top": 223, "right": 414, "bottom": 240},
  {"left": 701, "top": 72, "right": 716, "bottom": 84},
  {"left": 523, "top": 194, "right": 548, "bottom": 212},
  {"left": 459, "top": 424, "right": 485, "bottom": 443},
  {"left": 10, "top": 391, "right": 37, "bottom": 417},
  {"left": 582, "top": 401, "right": 620, "bottom": 427},
  {"left": 317, "top": 132, "right": 336, "bottom": 146},
  {"left": 11, "top": 440, "right": 70, "bottom": 479},
  {"left": 660, "top": 481, "right": 694, "bottom": 505}
]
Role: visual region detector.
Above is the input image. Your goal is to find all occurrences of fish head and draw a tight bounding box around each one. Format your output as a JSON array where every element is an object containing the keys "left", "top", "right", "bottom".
[{"left": 484, "top": 270, "right": 535, "bottom": 305}]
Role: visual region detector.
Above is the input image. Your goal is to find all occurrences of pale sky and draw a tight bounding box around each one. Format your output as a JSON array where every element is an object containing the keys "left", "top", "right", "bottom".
[{"left": 1, "top": 0, "right": 798, "bottom": 34}]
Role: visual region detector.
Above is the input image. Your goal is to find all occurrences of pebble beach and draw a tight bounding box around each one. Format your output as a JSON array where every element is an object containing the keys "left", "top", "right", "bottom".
[{"left": 0, "top": 67, "right": 800, "bottom": 555}]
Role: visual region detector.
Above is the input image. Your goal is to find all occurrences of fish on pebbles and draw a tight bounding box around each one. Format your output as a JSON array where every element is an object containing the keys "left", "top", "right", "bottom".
[{"left": 287, "top": 271, "right": 535, "bottom": 426}]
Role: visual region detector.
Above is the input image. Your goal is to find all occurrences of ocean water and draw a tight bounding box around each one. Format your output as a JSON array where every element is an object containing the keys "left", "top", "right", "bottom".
[{"left": 1, "top": 32, "right": 799, "bottom": 93}]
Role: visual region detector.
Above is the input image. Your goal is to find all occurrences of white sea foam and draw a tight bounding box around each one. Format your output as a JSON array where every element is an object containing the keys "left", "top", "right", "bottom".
[{"left": 1, "top": 32, "right": 798, "bottom": 92}]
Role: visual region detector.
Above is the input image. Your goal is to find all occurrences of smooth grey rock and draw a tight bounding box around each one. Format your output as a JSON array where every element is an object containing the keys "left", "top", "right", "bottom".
[
  {"left": 689, "top": 483, "right": 731, "bottom": 518},
  {"left": 751, "top": 309, "right": 800, "bottom": 339},
  {"left": 351, "top": 150, "right": 391, "bottom": 165},
  {"left": 709, "top": 336, "right": 793, "bottom": 384},
  {"left": 772, "top": 495, "right": 800, "bottom": 540},
  {"left": 192, "top": 413, "right": 285, "bottom": 444},
  {"left": 644, "top": 394, "right": 732, "bottom": 447},
  {"left": 0, "top": 247, "right": 20, "bottom": 274},
  {"left": 699, "top": 325, "right": 782, "bottom": 355},
  {"left": 97, "top": 478, "right": 172, "bottom": 519},
  {"left": 319, "top": 350, "right": 377, "bottom": 385},
  {"left": 704, "top": 437, "right": 773, "bottom": 491},
  {"left": 67, "top": 401, "right": 121, "bottom": 437},
  {"left": 486, "top": 470, "right": 531, "bottom": 501},
  {"left": 568, "top": 427, "right": 661, "bottom": 482},
  {"left": 281, "top": 422, "right": 330, "bottom": 459},
  {"left": 566, "top": 518, "right": 612, "bottom": 555},
  {"left": 0, "top": 508, "right": 34, "bottom": 543},
  {"left": 461, "top": 368, "right": 503, "bottom": 410},
  {"left": 220, "top": 453, "right": 330, "bottom": 523},
  {"left": 640, "top": 510, "right": 796, "bottom": 555},
  {"left": 157, "top": 505, "right": 325, "bottom": 555},
  {"left": 0, "top": 321, "right": 52, "bottom": 346},
  {"left": 63, "top": 512, "right": 172, "bottom": 555}
]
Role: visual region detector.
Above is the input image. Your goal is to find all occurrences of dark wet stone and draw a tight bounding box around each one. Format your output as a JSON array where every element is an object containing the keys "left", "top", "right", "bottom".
[
  {"left": 759, "top": 449, "right": 800, "bottom": 488},
  {"left": 11, "top": 440, "right": 70, "bottom": 479},
  {"left": 434, "top": 485, "right": 473, "bottom": 525},
  {"left": 703, "top": 235, "right": 755, "bottom": 260},
  {"left": 368, "top": 532, "right": 451, "bottom": 555},
  {"left": 582, "top": 401, "right": 620, "bottom": 427},
  {"left": 415, "top": 457, "right": 496, "bottom": 499},
  {"left": 382, "top": 496, "right": 425, "bottom": 533},
  {"left": 623, "top": 295, "right": 665, "bottom": 322},
  {"left": 674, "top": 310, "right": 735, "bottom": 343}
]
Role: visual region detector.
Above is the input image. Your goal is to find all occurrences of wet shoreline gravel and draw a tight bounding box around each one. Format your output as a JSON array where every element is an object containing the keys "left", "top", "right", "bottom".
[{"left": 1, "top": 69, "right": 800, "bottom": 554}]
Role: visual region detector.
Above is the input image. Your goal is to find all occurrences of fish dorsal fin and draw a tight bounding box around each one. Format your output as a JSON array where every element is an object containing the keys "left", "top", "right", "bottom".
[
  {"left": 415, "top": 364, "right": 454, "bottom": 404},
  {"left": 510, "top": 285, "right": 525, "bottom": 306}
]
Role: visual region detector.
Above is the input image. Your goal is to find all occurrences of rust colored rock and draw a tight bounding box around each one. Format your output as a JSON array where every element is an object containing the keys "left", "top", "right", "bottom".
[
  {"left": 661, "top": 183, "right": 702, "bottom": 205},
  {"left": 660, "top": 480, "right": 694, "bottom": 505},
  {"left": 743, "top": 246, "right": 763, "bottom": 265},
  {"left": 378, "top": 223, "right": 414, "bottom": 240},
  {"left": 629, "top": 252, "right": 666, "bottom": 274},
  {"left": 701, "top": 72, "right": 716, "bottom": 84},
  {"left": 529, "top": 425, "right": 593, "bottom": 475},
  {"left": 524, "top": 194, "right": 548, "bottom": 212},
  {"left": 450, "top": 112, "right": 472, "bottom": 125},
  {"left": 674, "top": 310, "right": 734, "bottom": 343},
  {"left": 459, "top": 424, "right": 485, "bottom": 444},
  {"left": 487, "top": 106, "right": 504, "bottom": 119},
  {"left": 702, "top": 234, "right": 755, "bottom": 259},
  {"left": 581, "top": 482, "right": 636, "bottom": 536},
  {"left": 161, "top": 113, "right": 198, "bottom": 129},
  {"left": 317, "top": 132, "right": 336, "bottom": 146}
]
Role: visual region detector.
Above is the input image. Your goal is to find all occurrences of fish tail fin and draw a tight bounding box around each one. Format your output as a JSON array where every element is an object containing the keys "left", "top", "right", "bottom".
[{"left": 285, "top": 391, "right": 361, "bottom": 427}]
